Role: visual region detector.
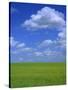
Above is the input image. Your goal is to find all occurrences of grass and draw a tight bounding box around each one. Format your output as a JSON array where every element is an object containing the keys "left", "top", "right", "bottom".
[{"left": 10, "top": 62, "right": 66, "bottom": 88}]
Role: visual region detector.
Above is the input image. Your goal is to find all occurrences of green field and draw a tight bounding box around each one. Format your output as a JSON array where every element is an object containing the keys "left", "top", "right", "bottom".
[{"left": 10, "top": 62, "right": 66, "bottom": 88}]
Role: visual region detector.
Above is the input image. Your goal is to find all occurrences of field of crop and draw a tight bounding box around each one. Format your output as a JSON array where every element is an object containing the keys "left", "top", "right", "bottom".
[{"left": 10, "top": 62, "right": 66, "bottom": 88}]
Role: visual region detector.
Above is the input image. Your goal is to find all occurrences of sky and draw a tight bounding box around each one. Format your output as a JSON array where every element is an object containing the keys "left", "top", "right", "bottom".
[{"left": 9, "top": 2, "right": 66, "bottom": 63}]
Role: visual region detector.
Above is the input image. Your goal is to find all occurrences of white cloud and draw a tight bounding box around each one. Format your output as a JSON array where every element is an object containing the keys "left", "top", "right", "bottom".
[
  {"left": 23, "top": 47, "right": 31, "bottom": 51},
  {"left": 58, "top": 30, "right": 66, "bottom": 39},
  {"left": 10, "top": 37, "right": 19, "bottom": 47},
  {"left": 39, "top": 38, "right": 66, "bottom": 49},
  {"left": 22, "top": 6, "right": 66, "bottom": 52},
  {"left": 43, "top": 48, "right": 62, "bottom": 56},
  {"left": 10, "top": 36, "right": 26, "bottom": 48},
  {"left": 58, "top": 29, "right": 66, "bottom": 48},
  {"left": 17, "top": 43, "right": 25, "bottom": 48},
  {"left": 21, "top": 47, "right": 32, "bottom": 52},
  {"left": 44, "top": 49, "right": 53, "bottom": 56},
  {"left": 34, "top": 51, "right": 43, "bottom": 56},
  {"left": 10, "top": 36, "right": 35, "bottom": 54},
  {"left": 33, "top": 48, "right": 63, "bottom": 57},
  {"left": 57, "top": 39, "right": 66, "bottom": 48},
  {"left": 22, "top": 7, "right": 65, "bottom": 31},
  {"left": 39, "top": 39, "right": 56, "bottom": 48}
]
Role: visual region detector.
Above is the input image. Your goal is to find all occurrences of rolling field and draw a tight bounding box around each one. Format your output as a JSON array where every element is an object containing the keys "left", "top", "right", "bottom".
[{"left": 10, "top": 62, "right": 66, "bottom": 88}]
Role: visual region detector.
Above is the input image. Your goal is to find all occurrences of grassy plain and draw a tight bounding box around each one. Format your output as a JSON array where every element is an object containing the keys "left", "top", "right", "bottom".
[{"left": 10, "top": 62, "right": 66, "bottom": 88}]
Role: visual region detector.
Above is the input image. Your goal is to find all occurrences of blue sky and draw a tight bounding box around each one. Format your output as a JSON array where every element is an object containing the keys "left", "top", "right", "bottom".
[{"left": 9, "top": 2, "right": 66, "bottom": 63}]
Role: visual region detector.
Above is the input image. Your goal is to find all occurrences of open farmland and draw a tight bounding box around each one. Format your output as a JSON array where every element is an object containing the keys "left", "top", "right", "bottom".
[{"left": 10, "top": 62, "right": 66, "bottom": 88}]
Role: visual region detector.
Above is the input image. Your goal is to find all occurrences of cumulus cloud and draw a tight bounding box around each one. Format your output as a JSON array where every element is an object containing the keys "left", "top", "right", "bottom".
[
  {"left": 11, "top": 6, "right": 66, "bottom": 62},
  {"left": 22, "top": 7, "right": 65, "bottom": 31},
  {"left": 22, "top": 6, "right": 66, "bottom": 51},
  {"left": 22, "top": 6, "right": 66, "bottom": 52}
]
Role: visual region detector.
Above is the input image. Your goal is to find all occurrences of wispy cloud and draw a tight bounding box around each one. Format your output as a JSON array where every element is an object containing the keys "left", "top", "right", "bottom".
[
  {"left": 10, "top": 36, "right": 66, "bottom": 62},
  {"left": 17, "top": 43, "right": 25, "bottom": 48},
  {"left": 34, "top": 51, "right": 43, "bottom": 56},
  {"left": 21, "top": 47, "right": 32, "bottom": 52}
]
